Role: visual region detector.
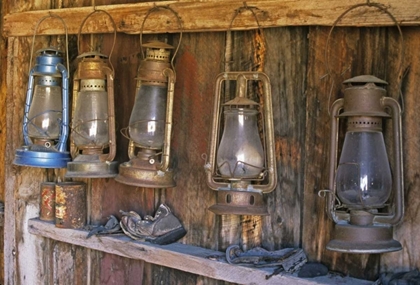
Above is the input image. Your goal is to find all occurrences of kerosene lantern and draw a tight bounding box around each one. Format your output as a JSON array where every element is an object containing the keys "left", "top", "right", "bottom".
[
  {"left": 205, "top": 72, "right": 277, "bottom": 215},
  {"left": 324, "top": 75, "right": 404, "bottom": 253},
  {"left": 66, "top": 9, "right": 118, "bottom": 178},
  {"left": 115, "top": 41, "right": 176, "bottom": 187},
  {"left": 66, "top": 52, "right": 117, "bottom": 178},
  {"left": 14, "top": 47, "right": 70, "bottom": 168}
]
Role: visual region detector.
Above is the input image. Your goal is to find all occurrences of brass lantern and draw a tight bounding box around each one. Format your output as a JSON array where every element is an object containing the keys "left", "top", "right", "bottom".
[
  {"left": 115, "top": 41, "right": 176, "bottom": 187},
  {"left": 66, "top": 52, "right": 117, "bottom": 178},
  {"left": 66, "top": 9, "right": 118, "bottom": 178},
  {"left": 324, "top": 75, "right": 404, "bottom": 253},
  {"left": 205, "top": 72, "right": 277, "bottom": 215}
]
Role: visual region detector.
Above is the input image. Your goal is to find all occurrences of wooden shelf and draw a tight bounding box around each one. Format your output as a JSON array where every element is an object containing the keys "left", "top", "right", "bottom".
[
  {"left": 4, "top": 0, "right": 420, "bottom": 37},
  {"left": 29, "top": 218, "right": 371, "bottom": 285}
]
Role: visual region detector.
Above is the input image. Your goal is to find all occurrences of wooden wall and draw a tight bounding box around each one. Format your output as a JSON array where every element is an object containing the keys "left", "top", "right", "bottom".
[
  {"left": 3, "top": 0, "right": 420, "bottom": 284},
  {"left": 0, "top": 0, "right": 6, "bottom": 282}
]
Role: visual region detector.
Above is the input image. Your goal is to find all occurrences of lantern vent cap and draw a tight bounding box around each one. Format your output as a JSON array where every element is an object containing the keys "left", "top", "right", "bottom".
[
  {"left": 77, "top": 52, "right": 108, "bottom": 60},
  {"left": 36, "top": 47, "right": 63, "bottom": 57},
  {"left": 223, "top": 96, "right": 259, "bottom": 107},
  {"left": 143, "top": 41, "right": 173, "bottom": 62},
  {"left": 142, "top": 40, "right": 174, "bottom": 50},
  {"left": 343, "top": 75, "right": 388, "bottom": 86}
]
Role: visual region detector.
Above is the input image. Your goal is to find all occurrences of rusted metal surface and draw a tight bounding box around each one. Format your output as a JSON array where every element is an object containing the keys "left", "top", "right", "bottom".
[
  {"left": 55, "top": 182, "right": 87, "bottom": 229},
  {"left": 209, "top": 190, "right": 268, "bottom": 216},
  {"left": 327, "top": 224, "right": 402, "bottom": 254},
  {"left": 40, "top": 182, "right": 56, "bottom": 221}
]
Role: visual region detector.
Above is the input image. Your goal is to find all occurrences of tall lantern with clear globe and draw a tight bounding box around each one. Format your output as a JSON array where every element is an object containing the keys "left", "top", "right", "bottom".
[
  {"left": 66, "top": 52, "right": 117, "bottom": 178},
  {"left": 115, "top": 5, "right": 182, "bottom": 188},
  {"left": 324, "top": 75, "right": 404, "bottom": 253},
  {"left": 205, "top": 72, "right": 277, "bottom": 215},
  {"left": 14, "top": 15, "right": 70, "bottom": 168},
  {"left": 66, "top": 10, "right": 118, "bottom": 178},
  {"left": 115, "top": 41, "right": 177, "bottom": 188}
]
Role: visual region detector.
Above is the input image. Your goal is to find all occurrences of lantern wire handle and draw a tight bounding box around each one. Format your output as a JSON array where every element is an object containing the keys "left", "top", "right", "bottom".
[
  {"left": 29, "top": 14, "right": 70, "bottom": 75},
  {"left": 318, "top": 189, "right": 343, "bottom": 209},
  {"left": 223, "top": 3, "right": 266, "bottom": 72},
  {"left": 325, "top": 1, "right": 405, "bottom": 114},
  {"left": 139, "top": 5, "right": 183, "bottom": 72},
  {"left": 77, "top": 9, "right": 117, "bottom": 73}
]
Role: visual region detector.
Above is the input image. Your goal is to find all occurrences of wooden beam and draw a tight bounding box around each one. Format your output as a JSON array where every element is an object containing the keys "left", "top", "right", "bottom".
[
  {"left": 28, "top": 218, "right": 371, "bottom": 285},
  {"left": 4, "top": 0, "right": 420, "bottom": 37}
]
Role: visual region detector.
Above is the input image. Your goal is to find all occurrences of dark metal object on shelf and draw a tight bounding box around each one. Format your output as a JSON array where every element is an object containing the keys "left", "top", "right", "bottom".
[
  {"left": 86, "top": 215, "right": 122, "bottom": 238},
  {"left": 226, "top": 244, "right": 307, "bottom": 272}
]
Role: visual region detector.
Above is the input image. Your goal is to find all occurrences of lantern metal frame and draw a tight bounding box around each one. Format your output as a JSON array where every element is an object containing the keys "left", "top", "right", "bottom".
[
  {"left": 66, "top": 10, "right": 118, "bottom": 178},
  {"left": 205, "top": 72, "right": 277, "bottom": 215},
  {"left": 324, "top": 75, "right": 404, "bottom": 254},
  {"left": 14, "top": 14, "right": 70, "bottom": 168},
  {"left": 115, "top": 5, "right": 182, "bottom": 188}
]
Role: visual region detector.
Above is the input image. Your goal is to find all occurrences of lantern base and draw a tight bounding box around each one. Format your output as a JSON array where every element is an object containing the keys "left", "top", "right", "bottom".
[
  {"left": 208, "top": 190, "right": 268, "bottom": 215},
  {"left": 65, "top": 155, "right": 118, "bottom": 178},
  {"left": 14, "top": 147, "right": 71, "bottom": 168},
  {"left": 115, "top": 160, "right": 175, "bottom": 188},
  {"left": 327, "top": 223, "right": 402, "bottom": 254}
]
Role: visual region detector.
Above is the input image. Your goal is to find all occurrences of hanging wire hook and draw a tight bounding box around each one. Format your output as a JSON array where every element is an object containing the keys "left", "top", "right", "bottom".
[
  {"left": 318, "top": 189, "right": 343, "bottom": 208},
  {"left": 325, "top": 1, "right": 405, "bottom": 114},
  {"left": 139, "top": 5, "right": 183, "bottom": 72},
  {"left": 223, "top": 3, "right": 266, "bottom": 72},
  {"left": 29, "top": 14, "right": 70, "bottom": 75},
  {"left": 77, "top": 9, "right": 117, "bottom": 73}
]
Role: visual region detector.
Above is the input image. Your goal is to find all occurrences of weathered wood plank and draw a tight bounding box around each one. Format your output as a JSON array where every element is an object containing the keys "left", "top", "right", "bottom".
[
  {"left": 0, "top": 1, "right": 6, "bottom": 282},
  {"left": 4, "top": 0, "right": 420, "bottom": 37},
  {"left": 380, "top": 26, "right": 420, "bottom": 272},
  {"left": 4, "top": 36, "right": 29, "bottom": 285},
  {"left": 165, "top": 31, "right": 223, "bottom": 250},
  {"left": 262, "top": 26, "right": 308, "bottom": 250},
  {"left": 99, "top": 252, "right": 145, "bottom": 285},
  {"left": 28, "top": 218, "right": 372, "bottom": 285}
]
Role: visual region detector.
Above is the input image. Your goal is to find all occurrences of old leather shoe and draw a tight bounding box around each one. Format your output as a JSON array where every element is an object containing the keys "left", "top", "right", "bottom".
[{"left": 120, "top": 204, "right": 186, "bottom": 245}]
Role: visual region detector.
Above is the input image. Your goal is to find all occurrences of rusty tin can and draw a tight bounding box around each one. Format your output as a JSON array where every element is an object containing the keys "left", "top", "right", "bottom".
[
  {"left": 40, "top": 182, "right": 56, "bottom": 221},
  {"left": 55, "top": 182, "right": 87, "bottom": 229}
]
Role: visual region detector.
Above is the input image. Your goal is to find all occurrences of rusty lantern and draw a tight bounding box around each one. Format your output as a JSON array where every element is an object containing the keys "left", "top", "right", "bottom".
[
  {"left": 115, "top": 41, "right": 176, "bottom": 188},
  {"left": 324, "top": 75, "right": 404, "bottom": 253},
  {"left": 66, "top": 52, "right": 117, "bottom": 178},
  {"left": 205, "top": 72, "right": 277, "bottom": 215}
]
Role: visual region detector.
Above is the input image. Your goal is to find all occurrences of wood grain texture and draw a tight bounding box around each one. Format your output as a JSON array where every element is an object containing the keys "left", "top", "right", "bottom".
[
  {"left": 4, "top": 0, "right": 420, "bottom": 37},
  {"left": 262, "top": 26, "right": 308, "bottom": 250},
  {"left": 380, "top": 26, "right": 420, "bottom": 273},
  {"left": 165, "top": 31, "right": 223, "bottom": 250},
  {"left": 0, "top": 0, "right": 6, "bottom": 282}
]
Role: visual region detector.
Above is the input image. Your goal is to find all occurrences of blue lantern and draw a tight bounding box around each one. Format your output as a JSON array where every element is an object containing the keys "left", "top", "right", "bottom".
[{"left": 14, "top": 15, "right": 70, "bottom": 168}]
